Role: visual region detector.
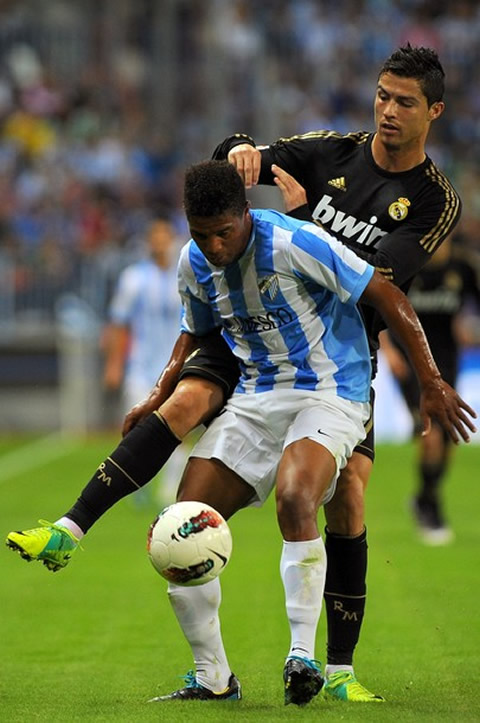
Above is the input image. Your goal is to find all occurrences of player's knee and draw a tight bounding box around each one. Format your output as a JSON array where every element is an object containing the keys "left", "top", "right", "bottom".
[
  {"left": 276, "top": 484, "right": 318, "bottom": 538},
  {"left": 160, "top": 378, "right": 224, "bottom": 437},
  {"left": 324, "top": 463, "right": 368, "bottom": 535},
  {"left": 335, "top": 467, "right": 364, "bottom": 505},
  {"left": 337, "top": 454, "right": 371, "bottom": 500}
]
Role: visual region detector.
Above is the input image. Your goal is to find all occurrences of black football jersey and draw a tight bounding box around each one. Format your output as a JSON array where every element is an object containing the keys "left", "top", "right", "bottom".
[{"left": 213, "top": 132, "right": 462, "bottom": 354}]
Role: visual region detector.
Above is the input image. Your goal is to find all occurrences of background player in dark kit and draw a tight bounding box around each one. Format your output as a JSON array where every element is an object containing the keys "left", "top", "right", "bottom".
[{"left": 381, "top": 235, "right": 480, "bottom": 544}]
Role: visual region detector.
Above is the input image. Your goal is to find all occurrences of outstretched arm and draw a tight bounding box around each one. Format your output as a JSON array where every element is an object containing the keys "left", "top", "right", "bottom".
[{"left": 361, "top": 271, "right": 477, "bottom": 443}]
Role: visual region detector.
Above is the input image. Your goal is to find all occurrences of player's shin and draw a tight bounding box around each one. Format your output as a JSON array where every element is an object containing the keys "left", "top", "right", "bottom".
[
  {"left": 167, "top": 578, "right": 232, "bottom": 692},
  {"left": 63, "top": 413, "right": 180, "bottom": 534},
  {"left": 324, "top": 527, "right": 367, "bottom": 667},
  {"left": 418, "top": 460, "right": 445, "bottom": 503},
  {"left": 280, "top": 537, "right": 327, "bottom": 660}
]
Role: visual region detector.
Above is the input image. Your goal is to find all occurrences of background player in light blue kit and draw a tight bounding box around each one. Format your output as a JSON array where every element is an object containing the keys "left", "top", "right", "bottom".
[
  {"left": 103, "top": 216, "right": 181, "bottom": 412},
  {"left": 102, "top": 216, "right": 188, "bottom": 503}
]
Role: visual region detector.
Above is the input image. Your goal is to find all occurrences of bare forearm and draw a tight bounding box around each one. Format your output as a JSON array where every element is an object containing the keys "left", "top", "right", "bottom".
[
  {"left": 385, "top": 298, "right": 439, "bottom": 386},
  {"left": 362, "top": 272, "right": 440, "bottom": 388}
]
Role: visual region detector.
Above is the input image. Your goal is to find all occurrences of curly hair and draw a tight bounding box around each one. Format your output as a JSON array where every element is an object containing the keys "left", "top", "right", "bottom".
[
  {"left": 184, "top": 160, "right": 247, "bottom": 218},
  {"left": 378, "top": 44, "right": 445, "bottom": 106}
]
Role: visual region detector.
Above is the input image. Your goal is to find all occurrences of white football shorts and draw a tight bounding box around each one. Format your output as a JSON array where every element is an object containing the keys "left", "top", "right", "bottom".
[{"left": 190, "top": 390, "right": 370, "bottom": 507}]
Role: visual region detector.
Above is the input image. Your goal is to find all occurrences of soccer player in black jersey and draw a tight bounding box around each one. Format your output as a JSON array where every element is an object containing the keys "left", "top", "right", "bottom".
[
  {"left": 209, "top": 44, "right": 465, "bottom": 702},
  {"left": 6, "top": 45, "right": 476, "bottom": 704},
  {"left": 381, "top": 236, "right": 480, "bottom": 545}
]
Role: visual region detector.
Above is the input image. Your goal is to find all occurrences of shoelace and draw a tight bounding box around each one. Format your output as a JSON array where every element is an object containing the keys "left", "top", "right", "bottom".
[
  {"left": 37, "top": 520, "right": 83, "bottom": 550},
  {"left": 328, "top": 672, "right": 372, "bottom": 695},
  {"left": 287, "top": 655, "right": 323, "bottom": 673},
  {"left": 38, "top": 519, "right": 66, "bottom": 532},
  {"left": 182, "top": 670, "right": 202, "bottom": 689},
  {"left": 328, "top": 672, "right": 354, "bottom": 685},
  {"left": 308, "top": 658, "right": 322, "bottom": 673}
]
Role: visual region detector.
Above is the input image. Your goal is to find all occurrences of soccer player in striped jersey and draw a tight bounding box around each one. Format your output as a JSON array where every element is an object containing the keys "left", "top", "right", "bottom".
[
  {"left": 7, "top": 160, "right": 475, "bottom": 706},
  {"left": 146, "top": 160, "right": 473, "bottom": 705}
]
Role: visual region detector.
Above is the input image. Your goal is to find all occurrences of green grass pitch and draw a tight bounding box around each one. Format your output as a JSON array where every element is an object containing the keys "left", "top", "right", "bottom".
[{"left": 1, "top": 434, "right": 480, "bottom": 721}]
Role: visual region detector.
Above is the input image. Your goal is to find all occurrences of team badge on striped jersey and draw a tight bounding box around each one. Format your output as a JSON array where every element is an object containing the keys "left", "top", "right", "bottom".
[{"left": 258, "top": 274, "right": 279, "bottom": 300}]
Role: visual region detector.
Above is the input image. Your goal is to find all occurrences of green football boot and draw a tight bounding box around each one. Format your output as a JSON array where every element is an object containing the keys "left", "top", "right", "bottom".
[
  {"left": 323, "top": 671, "right": 385, "bottom": 702},
  {"left": 6, "top": 520, "right": 80, "bottom": 572}
]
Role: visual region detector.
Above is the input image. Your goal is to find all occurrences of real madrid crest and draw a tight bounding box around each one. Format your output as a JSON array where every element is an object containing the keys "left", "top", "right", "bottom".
[{"left": 388, "top": 197, "right": 410, "bottom": 221}]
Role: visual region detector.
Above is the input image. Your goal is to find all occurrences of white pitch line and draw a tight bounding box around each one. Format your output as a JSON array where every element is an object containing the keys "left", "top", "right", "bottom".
[{"left": 0, "top": 433, "right": 82, "bottom": 484}]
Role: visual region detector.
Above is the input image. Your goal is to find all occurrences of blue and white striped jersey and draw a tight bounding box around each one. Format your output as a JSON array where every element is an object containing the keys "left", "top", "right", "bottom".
[{"left": 179, "top": 209, "right": 375, "bottom": 401}]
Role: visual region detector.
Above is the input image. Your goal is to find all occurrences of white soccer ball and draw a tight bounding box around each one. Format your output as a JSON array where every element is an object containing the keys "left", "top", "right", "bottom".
[{"left": 147, "top": 501, "right": 232, "bottom": 586}]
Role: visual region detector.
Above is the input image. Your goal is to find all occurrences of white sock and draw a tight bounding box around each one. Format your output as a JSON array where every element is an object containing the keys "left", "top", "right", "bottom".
[
  {"left": 325, "top": 664, "right": 354, "bottom": 678},
  {"left": 280, "top": 537, "right": 327, "bottom": 661},
  {"left": 167, "top": 578, "right": 231, "bottom": 692},
  {"left": 55, "top": 517, "right": 85, "bottom": 540}
]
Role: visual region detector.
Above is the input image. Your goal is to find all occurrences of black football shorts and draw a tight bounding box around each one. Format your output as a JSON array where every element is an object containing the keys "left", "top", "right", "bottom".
[
  {"left": 178, "top": 329, "right": 240, "bottom": 404},
  {"left": 353, "top": 387, "right": 375, "bottom": 461}
]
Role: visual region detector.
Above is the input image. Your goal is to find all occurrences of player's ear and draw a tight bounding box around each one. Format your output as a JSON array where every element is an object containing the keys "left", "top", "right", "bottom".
[{"left": 429, "top": 101, "right": 444, "bottom": 121}]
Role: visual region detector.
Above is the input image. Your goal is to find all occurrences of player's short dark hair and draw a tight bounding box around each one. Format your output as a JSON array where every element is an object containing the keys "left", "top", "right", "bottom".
[
  {"left": 184, "top": 160, "right": 247, "bottom": 218},
  {"left": 378, "top": 44, "right": 445, "bottom": 106}
]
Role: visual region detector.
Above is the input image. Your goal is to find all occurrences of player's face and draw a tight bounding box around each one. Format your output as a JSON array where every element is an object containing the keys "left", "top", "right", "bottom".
[
  {"left": 374, "top": 72, "right": 444, "bottom": 151},
  {"left": 188, "top": 207, "right": 252, "bottom": 267},
  {"left": 149, "top": 220, "right": 175, "bottom": 267}
]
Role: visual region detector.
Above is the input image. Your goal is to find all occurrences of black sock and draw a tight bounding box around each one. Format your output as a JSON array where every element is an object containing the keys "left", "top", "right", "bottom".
[
  {"left": 418, "top": 461, "right": 445, "bottom": 504},
  {"left": 65, "top": 413, "right": 181, "bottom": 533},
  {"left": 324, "top": 527, "right": 367, "bottom": 666}
]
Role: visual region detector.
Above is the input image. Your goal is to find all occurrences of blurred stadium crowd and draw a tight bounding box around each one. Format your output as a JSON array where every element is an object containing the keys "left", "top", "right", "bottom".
[{"left": 0, "top": 0, "right": 479, "bottom": 326}]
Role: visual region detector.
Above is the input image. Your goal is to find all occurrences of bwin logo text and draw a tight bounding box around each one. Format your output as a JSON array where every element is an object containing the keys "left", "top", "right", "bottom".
[{"left": 312, "top": 194, "right": 387, "bottom": 246}]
